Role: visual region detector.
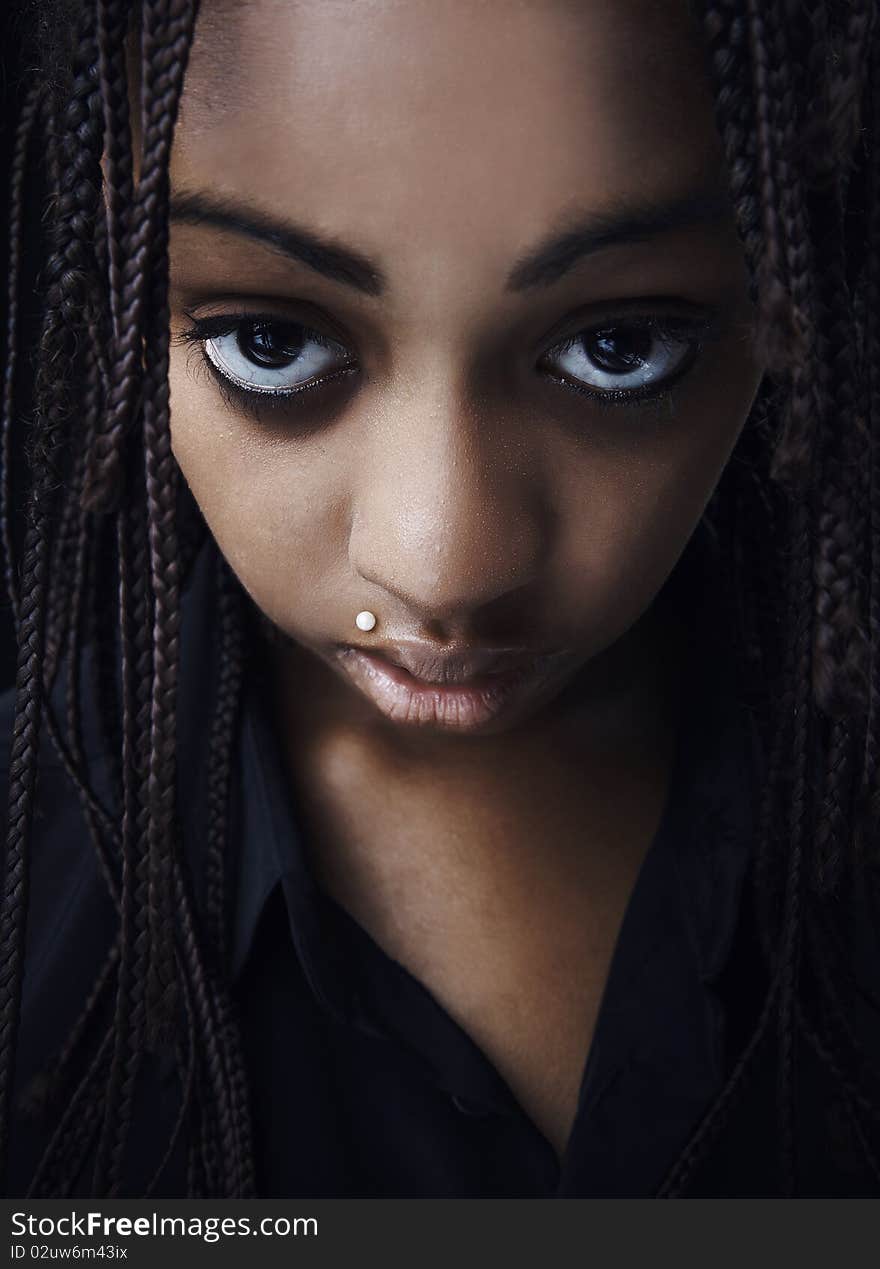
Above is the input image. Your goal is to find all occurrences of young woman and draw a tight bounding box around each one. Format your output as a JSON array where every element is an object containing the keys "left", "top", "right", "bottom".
[{"left": 2, "top": 0, "right": 879, "bottom": 1198}]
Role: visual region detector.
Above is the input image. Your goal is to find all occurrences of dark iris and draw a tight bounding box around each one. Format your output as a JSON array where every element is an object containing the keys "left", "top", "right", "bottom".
[
  {"left": 587, "top": 327, "right": 653, "bottom": 373},
  {"left": 237, "top": 320, "right": 304, "bottom": 367}
]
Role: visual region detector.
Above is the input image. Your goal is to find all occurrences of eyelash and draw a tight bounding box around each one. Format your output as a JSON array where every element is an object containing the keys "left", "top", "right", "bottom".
[
  {"left": 537, "top": 313, "right": 715, "bottom": 411},
  {"left": 174, "top": 308, "right": 717, "bottom": 422},
  {"left": 175, "top": 313, "right": 356, "bottom": 422}
]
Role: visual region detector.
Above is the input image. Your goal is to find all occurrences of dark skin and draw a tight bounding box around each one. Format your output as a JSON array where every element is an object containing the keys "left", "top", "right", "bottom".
[{"left": 164, "top": 0, "right": 765, "bottom": 1158}]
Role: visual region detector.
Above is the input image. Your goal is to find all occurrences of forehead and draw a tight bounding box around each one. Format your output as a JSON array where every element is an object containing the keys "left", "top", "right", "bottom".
[{"left": 170, "top": 0, "right": 723, "bottom": 281}]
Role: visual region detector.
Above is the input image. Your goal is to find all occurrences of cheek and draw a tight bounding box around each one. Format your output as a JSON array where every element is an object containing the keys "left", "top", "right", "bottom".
[
  {"left": 552, "top": 356, "right": 762, "bottom": 649},
  {"left": 168, "top": 363, "right": 347, "bottom": 625}
]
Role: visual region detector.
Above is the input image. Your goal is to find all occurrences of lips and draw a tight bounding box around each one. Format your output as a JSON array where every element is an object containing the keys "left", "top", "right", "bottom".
[
  {"left": 334, "top": 642, "right": 574, "bottom": 731},
  {"left": 364, "top": 643, "right": 544, "bottom": 685}
]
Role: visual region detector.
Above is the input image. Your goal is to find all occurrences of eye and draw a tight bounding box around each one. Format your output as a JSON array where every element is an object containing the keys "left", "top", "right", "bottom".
[
  {"left": 181, "top": 314, "right": 357, "bottom": 398},
  {"left": 539, "top": 315, "right": 708, "bottom": 404}
]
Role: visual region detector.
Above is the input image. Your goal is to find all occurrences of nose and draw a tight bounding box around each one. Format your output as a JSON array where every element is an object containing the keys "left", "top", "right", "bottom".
[{"left": 347, "top": 389, "right": 547, "bottom": 626}]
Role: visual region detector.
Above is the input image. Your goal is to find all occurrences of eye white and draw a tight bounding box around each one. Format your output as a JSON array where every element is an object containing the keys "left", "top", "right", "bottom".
[
  {"left": 547, "top": 326, "right": 694, "bottom": 393},
  {"left": 204, "top": 325, "right": 349, "bottom": 395}
]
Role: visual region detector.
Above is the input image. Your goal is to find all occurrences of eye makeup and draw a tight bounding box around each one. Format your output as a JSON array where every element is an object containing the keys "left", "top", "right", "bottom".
[
  {"left": 537, "top": 311, "right": 719, "bottom": 411},
  {"left": 173, "top": 300, "right": 724, "bottom": 425}
]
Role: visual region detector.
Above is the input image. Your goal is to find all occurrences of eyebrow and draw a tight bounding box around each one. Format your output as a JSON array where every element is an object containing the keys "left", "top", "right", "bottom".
[
  {"left": 169, "top": 185, "right": 733, "bottom": 298},
  {"left": 506, "top": 186, "right": 733, "bottom": 291},
  {"left": 170, "top": 191, "right": 386, "bottom": 295}
]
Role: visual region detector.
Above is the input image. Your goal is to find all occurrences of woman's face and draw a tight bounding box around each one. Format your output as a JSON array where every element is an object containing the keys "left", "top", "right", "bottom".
[{"left": 166, "top": 0, "right": 764, "bottom": 738}]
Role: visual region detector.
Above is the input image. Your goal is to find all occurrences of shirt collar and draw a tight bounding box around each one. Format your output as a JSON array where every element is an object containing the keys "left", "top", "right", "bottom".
[{"left": 229, "top": 666, "right": 353, "bottom": 1013}]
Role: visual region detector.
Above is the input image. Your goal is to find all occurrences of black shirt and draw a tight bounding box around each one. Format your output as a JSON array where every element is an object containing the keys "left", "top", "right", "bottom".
[{"left": 5, "top": 521, "right": 880, "bottom": 1197}]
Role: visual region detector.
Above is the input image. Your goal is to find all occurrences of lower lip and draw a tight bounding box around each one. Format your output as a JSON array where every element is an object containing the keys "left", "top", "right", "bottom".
[{"left": 335, "top": 648, "right": 564, "bottom": 731}]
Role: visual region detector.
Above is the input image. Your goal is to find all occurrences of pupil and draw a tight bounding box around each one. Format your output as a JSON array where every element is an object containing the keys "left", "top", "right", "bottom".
[
  {"left": 239, "top": 321, "right": 303, "bottom": 367},
  {"left": 588, "top": 328, "right": 652, "bottom": 373}
]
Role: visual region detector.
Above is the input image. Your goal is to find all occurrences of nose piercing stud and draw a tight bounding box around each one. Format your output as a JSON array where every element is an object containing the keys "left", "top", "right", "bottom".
[{"left": 355, "top": 610, "right": 377, "bottom": 632}]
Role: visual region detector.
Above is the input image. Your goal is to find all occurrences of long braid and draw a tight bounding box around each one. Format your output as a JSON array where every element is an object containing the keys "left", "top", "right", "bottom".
[
  {"left": 775, "top": 495, "right": 812, "bottom": 1196},
  {"left": 739, "top": 10, "right": 813, "bottom": 1194},
  {"left": 2, "top": 72, "right": 123, "bottom": 906},
  {"left": 0, "top": 5, "right": 113, "bottom": 1188},
  {"left": 135, "top": 0, "right": 257, "bottom": 1196},
  {"left": 856, "top": 17, "right": 880, "bottom": 978},
  {"left": 697, "top": 0, "right": 762, "bottom": 294},
  {"left": 657, "top": 0, "right": 880, "bottom": 1197},
  {"left": 97, "top": 0, "right": 136, "bottom": 343},
  {"left": 862, "top": 18, "right": 880, "bottom": 941},
  {"left": 748, "top": 0, "right": 818, "bottom": 982},
  {"left": 1, "top": 80, "right": 43, "bottom": 623},
  {"left": 142, "top": 947, "right": 198, "bottom": 1197},
  {"left": 170, "top": 831, "right": 256, "bottom": 1196},
  {"left": 759, "top": 0, "right": 822, "bottom": 1197},
  {"left": 203, "top": 554, "right": 245, "bottom": 973},
  {"left": 138, "top": 0, "right": 201, "bottom": 1056},
  {"left": 16, "top": 936, "right": 120, "bottom": 1131},
  {"left": 27, "top": 1029, "right": 115, "bottom": 1197},
  {"left": 89, "top": 499, "right": 150, "bottom": 1195},
  {"left": 793, "top": 0, "right": 880, "bottom": 1196},
  {"left": 90, "top": 0, "right": 195, "bottom": 1196}
]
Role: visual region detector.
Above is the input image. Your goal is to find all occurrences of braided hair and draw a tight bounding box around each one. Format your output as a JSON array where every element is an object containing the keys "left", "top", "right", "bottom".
[{"left": 1, "top": 0, "right": 879, "bottom": 1197}]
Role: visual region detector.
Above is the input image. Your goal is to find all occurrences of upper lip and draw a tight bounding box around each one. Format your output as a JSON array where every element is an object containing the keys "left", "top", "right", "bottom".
[{"left": 344, "top": 640, "right": 561, "bottom": 685}]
